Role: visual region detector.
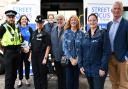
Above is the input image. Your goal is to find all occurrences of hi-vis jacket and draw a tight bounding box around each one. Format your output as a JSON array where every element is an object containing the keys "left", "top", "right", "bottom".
[{"left": 1, "top": 23, "right": 21, "bottom": 46}]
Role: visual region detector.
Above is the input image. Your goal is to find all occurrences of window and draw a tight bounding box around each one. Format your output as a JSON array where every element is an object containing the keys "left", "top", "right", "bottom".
[{"left": 47, "top": 10, "right": 77, "bottom": 22}]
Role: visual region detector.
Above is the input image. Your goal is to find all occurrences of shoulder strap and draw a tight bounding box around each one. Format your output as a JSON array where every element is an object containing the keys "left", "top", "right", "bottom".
[{"left": 3, "top": 24, "right": 14, "bottom": 36}]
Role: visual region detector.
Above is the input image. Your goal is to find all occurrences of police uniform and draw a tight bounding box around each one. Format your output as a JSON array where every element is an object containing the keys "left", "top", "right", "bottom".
[
  {"left": 0, "top": 10, "right": 21, "bottom": 89},
  {"left": 31, "top": 15, "right": 51, "bottom": 89}
]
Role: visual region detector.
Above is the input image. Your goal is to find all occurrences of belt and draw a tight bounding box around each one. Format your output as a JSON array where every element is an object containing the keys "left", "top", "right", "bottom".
[{"left": 4, "top": 47, "right": 20, "bottom": 52}]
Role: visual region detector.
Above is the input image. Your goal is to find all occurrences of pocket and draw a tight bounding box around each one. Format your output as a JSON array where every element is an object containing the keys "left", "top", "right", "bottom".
[
  {"left": 75, "top": 40, "right": 81, "bottom": 48},
  {"left": 67, "top": 40, "right": 72, "bottom": 49}
]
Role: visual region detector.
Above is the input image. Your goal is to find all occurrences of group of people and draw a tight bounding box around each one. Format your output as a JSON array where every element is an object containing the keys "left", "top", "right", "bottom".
[
  {"left": 0, "top": 1, "right": 128, "bottom": 89},
  {"left": 80, "top": 1, "right": 128, "bottom": 89}
]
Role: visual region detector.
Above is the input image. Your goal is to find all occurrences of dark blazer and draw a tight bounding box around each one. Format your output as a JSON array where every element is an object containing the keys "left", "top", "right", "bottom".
[
  {"left": 44, "top": 22, "right": 57, "bottom": 35},
  {"left": 107, "top": 18, "right": 128, "bottom": 62},
  {"left": 51, "top": 26, "right": 64, "bottom": 61}
]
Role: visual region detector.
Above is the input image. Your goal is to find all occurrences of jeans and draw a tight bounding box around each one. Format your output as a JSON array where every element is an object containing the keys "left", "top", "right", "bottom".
[
  {"left": 65, "top": 63, "right": 79, "bottom": 89},
  {"left": 87, "top": 76, "right": 106, "bottom": 89}
]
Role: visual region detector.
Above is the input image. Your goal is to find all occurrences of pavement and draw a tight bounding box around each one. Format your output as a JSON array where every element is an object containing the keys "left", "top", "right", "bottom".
[{"left": 0, "top": 74, "right": 112, "bottom": 89}]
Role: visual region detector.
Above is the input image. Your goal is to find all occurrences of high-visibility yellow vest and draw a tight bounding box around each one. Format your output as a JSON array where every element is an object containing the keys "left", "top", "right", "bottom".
[{"left": 1, "top": 23, "right": 22, "bottom": 46}]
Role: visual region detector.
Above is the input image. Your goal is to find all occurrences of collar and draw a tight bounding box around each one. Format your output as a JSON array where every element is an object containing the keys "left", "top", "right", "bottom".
[
  {"left": 19, "top": 25, "right": 29, "bottom": 29},
  {"left": 88, "top": 26, "right": 99, "bottom": 34},
  {"left": 88, "top": 28, "right": 97, "bottom": 34},
  {"left": 57, "top": 26, "right": 64, "bottom": 31},
  {"left": 113, "top": 16, "right": 122, "bottom": 23}
]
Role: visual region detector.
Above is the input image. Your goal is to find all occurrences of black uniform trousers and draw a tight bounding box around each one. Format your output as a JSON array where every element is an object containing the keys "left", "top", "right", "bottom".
[
  {"left": 4, "top": 49, "right": 20, "bottom": 89},
  {"left": 17, "top": 51, "right": 30, "bottom": 80},
  {"left": 32, "top": 53, "right": 48, "bottom": 89}
]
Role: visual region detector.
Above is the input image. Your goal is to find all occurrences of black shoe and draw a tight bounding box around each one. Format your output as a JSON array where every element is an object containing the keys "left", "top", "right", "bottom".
[
  {"left": 26, "top": 83, "right": 30, "bottom": 87},
  {"left": 17, "top": 83, "right": 22, "bottom": 88}
]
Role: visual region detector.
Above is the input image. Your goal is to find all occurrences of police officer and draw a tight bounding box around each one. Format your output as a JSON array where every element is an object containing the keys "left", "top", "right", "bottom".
[
  {"left": 0, "top": 10, "right": 21, "bottom": 89},
  {"left": 31, "top": 15, "right": 51, "bottom": 89}
]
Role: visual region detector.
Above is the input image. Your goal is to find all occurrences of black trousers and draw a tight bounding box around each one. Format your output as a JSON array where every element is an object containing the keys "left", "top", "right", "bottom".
[
  {"left": 54, "top": 61, "right": 66, "bottom": 89},
  {"left": 4, "top": 49, "right": 20, "bottom": 89},
  {"left": 32, "top": 53, "right": 48, "bottom": 89},
  {"left": 17, "top": 51, "right": 30, "bottom": 80},
  {"left": 65, "top": 63, "right": 79, "bottom": 89}
]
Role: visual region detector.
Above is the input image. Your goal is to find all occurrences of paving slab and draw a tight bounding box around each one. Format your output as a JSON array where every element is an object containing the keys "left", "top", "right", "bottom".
[{"left": 0, "top": 74, "right": 112, "bottom": 89}]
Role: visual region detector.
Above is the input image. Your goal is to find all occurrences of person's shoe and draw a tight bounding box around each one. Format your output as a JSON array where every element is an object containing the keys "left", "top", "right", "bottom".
[
  {"left": 17, "top": 80, "right": 22, "bottom": 88},
  {"left": 25, "top": 79, "right": 30, "bottom": 87}
]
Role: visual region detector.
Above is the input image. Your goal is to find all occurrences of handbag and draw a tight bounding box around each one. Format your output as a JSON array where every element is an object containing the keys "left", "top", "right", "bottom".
[{"left": 61, "top": 56, "right": 69, "bottom": 66}]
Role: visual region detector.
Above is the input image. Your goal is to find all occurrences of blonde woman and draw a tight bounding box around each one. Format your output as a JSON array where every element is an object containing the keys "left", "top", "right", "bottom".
[{"left": 63, "top": 15, "right": 84, "bottom": 89}]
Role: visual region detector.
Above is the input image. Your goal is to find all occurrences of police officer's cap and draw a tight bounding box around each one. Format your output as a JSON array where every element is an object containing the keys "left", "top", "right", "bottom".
[
  {"left": 5, "top": 10, "right": 17, "bottom": 16},
  {"left": 35, "top": 15, "right": 45, "bottom": 23}
]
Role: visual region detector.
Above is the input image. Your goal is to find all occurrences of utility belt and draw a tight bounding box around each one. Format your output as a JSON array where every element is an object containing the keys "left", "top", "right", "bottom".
[{"left": 4, "top": 45, "right": 20, "bottom": 52}]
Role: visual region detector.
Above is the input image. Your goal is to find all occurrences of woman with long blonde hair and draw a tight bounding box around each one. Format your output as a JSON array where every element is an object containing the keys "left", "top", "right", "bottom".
[{"left": 63, "top": 15, "right": 84, "bottom": 89}]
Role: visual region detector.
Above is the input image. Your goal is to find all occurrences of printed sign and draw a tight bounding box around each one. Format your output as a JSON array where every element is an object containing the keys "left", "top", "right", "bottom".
[
  {"left": 87, "top": 4, "right": 113, "bottom": 29},
  {"left": 6, "top": 3, "right": 40, "bottom": 30}
]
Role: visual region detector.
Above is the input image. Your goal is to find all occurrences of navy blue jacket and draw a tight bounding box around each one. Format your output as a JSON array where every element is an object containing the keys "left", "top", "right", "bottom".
[
  {"left": 107, "top": 18, "right": 128, "bottom": 62},
  {"left": 51, "top": 26, "right": 64, "bottom": 61},
  {"left": 78, "top": 29, "right": 111, "bottom": 77}
]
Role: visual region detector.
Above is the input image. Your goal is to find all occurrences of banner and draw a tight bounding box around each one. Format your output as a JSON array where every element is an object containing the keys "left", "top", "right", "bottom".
[
  {"left": 87, "top": 4, "right": 113, "bottom": 29},
  {"left": 6, "top": 2, "right": 40, "bottom": 30}
]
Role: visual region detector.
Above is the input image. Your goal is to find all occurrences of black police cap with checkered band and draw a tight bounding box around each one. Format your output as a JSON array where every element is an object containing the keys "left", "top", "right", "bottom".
[{"left": 5, "top": 10, "right": 17, "bottom": 16}]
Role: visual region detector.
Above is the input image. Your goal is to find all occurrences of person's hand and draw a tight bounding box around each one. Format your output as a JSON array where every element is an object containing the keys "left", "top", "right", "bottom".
[
  {"left": 21, "top": 47, "right": 29, "bottom": 53},
  {"left": 80, "top": 67, "right": 85, "bottom": 75},
  {"left": 42, "top": 58, "right": 47, "bottom": 65},
  {"left": 124, "top": 56, "right": 128, "bottom": 64},
  {"left": 126, "top": 60, "right": 128, "bottom": 64},
  {"left": 99, "top": 69, "right": 105, "bottom": 77},
  {"left": 23, "top": 47, "right": 29, "bottom": 53},
  {"left": 70, "top": 58, "right": 78, "bottom": 66},
  {"left": 28, "top": 53, "right": 31, "bottom": 62}
]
